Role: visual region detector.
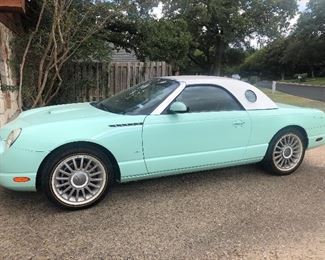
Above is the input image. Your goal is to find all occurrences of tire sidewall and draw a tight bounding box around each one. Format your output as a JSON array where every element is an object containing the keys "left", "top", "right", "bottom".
[
  {"left": 41, "top": 145, "right": 113, "bottom": 210},
  {"left": 263, "top": 128, "right": 306, "bottom": 175}
]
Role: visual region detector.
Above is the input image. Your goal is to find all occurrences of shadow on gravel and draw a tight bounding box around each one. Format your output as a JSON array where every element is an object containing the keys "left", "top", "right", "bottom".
[
  {"left": 0, "top": 160, "right": 323, "bottom": 259},
  {"left": 0, "top": 163, "right": 297, "bottom": 213}
]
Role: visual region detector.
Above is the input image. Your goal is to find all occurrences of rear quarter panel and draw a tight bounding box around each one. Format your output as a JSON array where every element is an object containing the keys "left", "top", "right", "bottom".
[{"left": 246, "top": 106, "right": 325, "bottom": 159}]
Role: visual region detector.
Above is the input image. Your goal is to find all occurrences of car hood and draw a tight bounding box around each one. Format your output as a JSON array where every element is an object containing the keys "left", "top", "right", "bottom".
[
  {"left": 0, "top": 103, "right": 118, "bottom": 140},
  {"left": 18, "top": 103, "right": 116, "bottom": 124}
]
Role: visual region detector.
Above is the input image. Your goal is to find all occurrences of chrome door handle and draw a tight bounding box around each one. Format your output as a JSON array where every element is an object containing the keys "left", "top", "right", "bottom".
[{"left": 233, "top": 120, "right": 245, "bottom": 127}]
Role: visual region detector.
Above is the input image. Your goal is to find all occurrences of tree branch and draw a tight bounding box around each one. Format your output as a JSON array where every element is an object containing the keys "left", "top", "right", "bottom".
[{"left": 18, "top": 0, "right": 46, "bottom": 110}]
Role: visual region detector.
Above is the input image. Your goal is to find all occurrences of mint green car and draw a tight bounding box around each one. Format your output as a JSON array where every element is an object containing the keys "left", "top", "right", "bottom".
[{"left": 1, "top": 76, "right": 324, "bottom": 209}]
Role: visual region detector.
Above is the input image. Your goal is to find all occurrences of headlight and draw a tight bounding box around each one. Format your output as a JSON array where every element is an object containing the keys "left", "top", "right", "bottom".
[{"left": 6, "top": 129, "right": 22, "bottom": 149}]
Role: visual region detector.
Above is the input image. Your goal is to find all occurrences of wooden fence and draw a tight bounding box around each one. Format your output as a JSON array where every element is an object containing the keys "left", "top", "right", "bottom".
[{"left": 57, "top": 61, "right": 173, "bottom": 104}]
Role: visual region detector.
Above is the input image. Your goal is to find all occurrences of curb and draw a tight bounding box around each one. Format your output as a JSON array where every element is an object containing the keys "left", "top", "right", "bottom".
[{"left": 278, "top": 82, "right": 325, "bottom": 88}]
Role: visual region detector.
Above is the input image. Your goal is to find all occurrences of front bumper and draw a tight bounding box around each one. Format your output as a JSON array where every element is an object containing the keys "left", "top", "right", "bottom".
[
  {"left": 0, "top": 139, "right": 47, "bottom": 192},
  {"left": 0, "top": 172, "right": 37, "bottom": 191}
]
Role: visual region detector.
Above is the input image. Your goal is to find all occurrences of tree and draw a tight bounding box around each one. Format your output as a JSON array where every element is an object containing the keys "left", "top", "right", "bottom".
[
  {"left": 133, "top": 19, "right": 192, "bottom": 71},
  {"left": 282, "top": 37, "right": 324, "bottom": 77},
  {"left": 264, "top": 38, "right": 293, "bottom": 80},
  {"left": 101, "top": 1, "right": 191, "bottom": 71},
  {"left": 16, "top": 0, "right": 115, "bottom": 108},
  {"left": 162, "top": 0, "right": 297, "bottom": 75},
  {"left": 282, "top": 0, "right": 325, "bottom": 77},
  {"left": 295, "top": 0, "right": 325, "bottom": 38},
  {"left": 239, "top": 38, "right": 294, "bottom": 79},
  {"left": 16, "top": 0, "right": 192, "bottom": 108},
  {"left": 239, "top": 48, "right": 267, "bottom": 77}
]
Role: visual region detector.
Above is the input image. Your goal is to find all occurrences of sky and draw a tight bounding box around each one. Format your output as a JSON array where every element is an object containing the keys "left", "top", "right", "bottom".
[
  {"left": 151, "top": 2, "right": 163, "bottom": 19},
  {"left": 298, "top": 0, "right": 309, "bottom": 11},
  {"left": 289, "top": 0, "right": 309, "bottom": 30}
]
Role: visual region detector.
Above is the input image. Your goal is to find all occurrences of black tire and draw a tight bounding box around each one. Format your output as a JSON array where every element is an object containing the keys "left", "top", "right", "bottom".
[
  {"left": 40, "top": 144, "right": 113, "bottom": 210},
  {"left": 262, "top": 127, "right": 306, "bottom": 176}
]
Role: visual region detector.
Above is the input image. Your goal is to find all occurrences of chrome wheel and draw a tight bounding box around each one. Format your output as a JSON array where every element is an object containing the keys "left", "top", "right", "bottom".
[
  {"left": 51, "top": 154, "right": 107, "bottom": 206},
  {"left": 272, "top": 134, "right": 303, "bottom": 172}
]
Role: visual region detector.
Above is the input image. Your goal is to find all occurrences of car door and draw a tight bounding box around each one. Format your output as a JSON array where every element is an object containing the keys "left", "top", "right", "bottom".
[{"left": 142, "top": 84, "right": 251, "bottom": 174}]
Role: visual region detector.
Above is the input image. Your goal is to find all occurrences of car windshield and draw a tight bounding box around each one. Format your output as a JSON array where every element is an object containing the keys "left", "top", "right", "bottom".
[{"left": 92, "top": 78, "right": 179, "bottom": 115}]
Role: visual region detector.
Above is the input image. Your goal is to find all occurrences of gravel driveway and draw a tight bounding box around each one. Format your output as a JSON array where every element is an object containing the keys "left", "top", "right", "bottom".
[{"left": 0, "top": 147, "right": 324, "bottom": 259}]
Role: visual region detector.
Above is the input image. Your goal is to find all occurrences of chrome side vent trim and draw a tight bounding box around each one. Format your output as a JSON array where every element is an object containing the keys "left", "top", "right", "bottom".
[{"left": 109, "top": 123, "right": 143, "bottom": 128}]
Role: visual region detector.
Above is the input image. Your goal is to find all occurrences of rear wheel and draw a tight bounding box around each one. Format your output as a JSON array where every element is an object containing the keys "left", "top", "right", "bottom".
[
  {"left": 41, "top": 145, "right": 113, "bottom": 210},
  {"left": 263, "top": 128, "right": 306, "bottom": 175}
]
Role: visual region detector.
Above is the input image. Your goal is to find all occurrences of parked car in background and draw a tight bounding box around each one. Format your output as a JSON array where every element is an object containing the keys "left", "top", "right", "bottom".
[
  {"left": 231, "top": 74, "right": 241, "bottom": 80},
  {"left": 1, "top": 76, "right": 324, "bottom": 209}
]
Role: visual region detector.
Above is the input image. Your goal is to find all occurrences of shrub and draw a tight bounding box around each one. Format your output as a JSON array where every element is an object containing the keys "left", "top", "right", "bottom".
[
  {"left": 294, "top": 73, "right": 308, "bottom": 82},
  {"left": 248, "top": 76, "right": 260, "bottom": 84}
]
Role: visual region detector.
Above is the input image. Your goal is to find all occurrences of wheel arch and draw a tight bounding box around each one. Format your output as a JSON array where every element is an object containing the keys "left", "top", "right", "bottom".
[
  {"left": 36, "top": 141, "right": 121, "bottom": 191},
  {"left": 270, "top": 125, "right": 308, "bottom": 148}
]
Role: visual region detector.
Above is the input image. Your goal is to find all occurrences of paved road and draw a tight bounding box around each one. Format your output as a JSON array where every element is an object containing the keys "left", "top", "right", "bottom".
[
  {"left": 0, "top": 147, "right": 324, "bottom": 259},
  {"left": 257, "top": 81, "right": 325, "bottom": 102}
]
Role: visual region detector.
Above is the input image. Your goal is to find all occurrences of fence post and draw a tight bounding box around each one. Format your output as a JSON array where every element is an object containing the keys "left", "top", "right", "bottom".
[
  {"left": 127, "top": 62, "right": 131, "bottom": 88},
  {"left": 162, "top": 62, "right": 166, "bottom": 76},
  {"left": 114, "top": 63, "right": 118, "bottom": 95},
  {"left": 57, "top": 61, "right": 174, "bottom": 103},
  {"left": 96, "top": 62, "right": 99, "bottom": 100}
]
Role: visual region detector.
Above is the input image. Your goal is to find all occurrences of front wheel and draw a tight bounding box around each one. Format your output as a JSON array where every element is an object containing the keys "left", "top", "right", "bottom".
[
  {"left": 41, "top": 146, "right": 113, "bottom": 210},
  {"left": 263, "top": 128, "right": 306, "bottom": 175}
]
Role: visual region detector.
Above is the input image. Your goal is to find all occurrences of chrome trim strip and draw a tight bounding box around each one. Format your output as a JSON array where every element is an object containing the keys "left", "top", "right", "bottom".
[
  {"left": 109, "top": 123, "right": 143, "bottom": 127},
  {"left": 151, "top": 81, "right": 186, "bottom": 115}
]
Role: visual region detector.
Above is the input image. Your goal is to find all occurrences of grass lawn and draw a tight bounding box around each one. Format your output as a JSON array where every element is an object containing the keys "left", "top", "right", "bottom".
[
  {"left": 259, "top": 88, "right": 325, "bottom": 111},
  {"left": 280, "top": 77, "right": 325, "bottom": 86}
]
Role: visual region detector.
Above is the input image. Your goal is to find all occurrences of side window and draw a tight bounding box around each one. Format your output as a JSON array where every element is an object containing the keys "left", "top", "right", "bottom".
[{"left": 174, "top": 85, "right": 243, "bottom": 112}]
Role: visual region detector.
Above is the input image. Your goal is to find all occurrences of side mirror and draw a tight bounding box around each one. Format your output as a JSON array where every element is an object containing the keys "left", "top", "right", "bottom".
[{"left": 169, "top": 101, "right": 188, "bottom": 114}]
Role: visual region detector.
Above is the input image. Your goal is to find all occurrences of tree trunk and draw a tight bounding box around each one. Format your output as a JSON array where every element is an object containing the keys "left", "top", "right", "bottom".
[
  {"left": 281, "top": 71, "right": 285, "bottom": 80},
  {"left": 18, "top": 1, "right": 46, "bottom": 110},
  {"left": 211, "top": 38, "right": 224, "bottom": 76}
]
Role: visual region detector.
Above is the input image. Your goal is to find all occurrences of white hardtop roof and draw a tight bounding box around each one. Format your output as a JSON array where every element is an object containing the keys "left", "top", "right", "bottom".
[{"left": 161, "top": 75, "right": 278, "bottom": 110}]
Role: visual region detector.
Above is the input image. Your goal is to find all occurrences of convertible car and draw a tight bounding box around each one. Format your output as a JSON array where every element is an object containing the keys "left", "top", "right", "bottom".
[{"left": 0, "top": 76, "right": 324, "bottom": 209}]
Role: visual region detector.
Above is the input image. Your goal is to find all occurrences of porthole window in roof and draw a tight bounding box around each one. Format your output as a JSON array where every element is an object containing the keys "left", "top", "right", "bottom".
[{"left": 245, "top": 90, "right": 257, "bottom": 103}]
